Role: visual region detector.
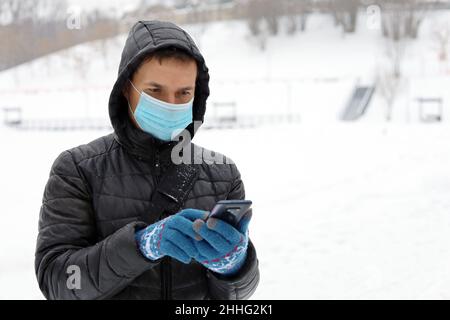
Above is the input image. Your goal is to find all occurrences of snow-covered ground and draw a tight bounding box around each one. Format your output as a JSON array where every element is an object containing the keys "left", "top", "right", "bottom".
[
  {"left": 1, "top": 10, "right": 450, "bottom": 299},
  {"left": 1, "top": 122, "right": 450, "bottom": 299}
]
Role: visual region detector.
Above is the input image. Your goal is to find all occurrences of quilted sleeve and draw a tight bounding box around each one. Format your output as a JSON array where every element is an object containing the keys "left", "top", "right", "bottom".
[{"left": 35, "top": 150, "right": 159, "bottom": 300}]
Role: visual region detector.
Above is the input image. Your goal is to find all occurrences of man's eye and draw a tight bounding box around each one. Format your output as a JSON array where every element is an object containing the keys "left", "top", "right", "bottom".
[
  {"left": 147, "top": 88, "right": 160, "bottom": 93},
  {"left": 182, "top": 91, "right": 191, "bottom": 96}
]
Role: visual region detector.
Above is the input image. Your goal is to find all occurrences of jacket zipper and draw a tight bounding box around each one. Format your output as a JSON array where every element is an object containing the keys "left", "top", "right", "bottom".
[
  {"left": 154, "top": 149, "right": 171, "bottom": 300},
  {"left": 155, "top": 150, "right": 161, "bottom": 177},
  {"left": 161, "top": 256, "right": 172, "bottom": 300}
]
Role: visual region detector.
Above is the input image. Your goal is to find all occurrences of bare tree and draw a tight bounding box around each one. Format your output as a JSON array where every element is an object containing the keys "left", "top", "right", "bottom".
[
  {"left": 378, "top": 0, "right": 426, "bottom": 40},
  {"left": 403, "top": 0, "right": 426, "bottom": 39},
  {"left": 432, "top": 22, "right": 450, "bottom": 62},
  {"left": 263, "top": 0, "right": 282, "bottom": 35},
  {"left": 284, "top": 0, "right": 312, "bottom": 35},
  {"left": 374, "top": 0, "right": 426, "bottom": 122},
  {"left": 244, "top": 0, "right": 264, "bottom": 36},
  {"left": 385, "top": 35, "right": 407, "bottom": 79},
  {"left": 328, "top": 0, "right": 361, "bottom": 33},
  {"left": 378, "top": 0, "right": 423, "bottom": 79},
  {"left": 244, "top": 0, "right": 281, "bottom": 36},
  {"left": 186, "top": 0, "right": 209, "bottom": 46},
  {"left": 2, "top": 0, "right": 35, "bottom": 24},
  {"left": 73, "top": 51, "right": 91, "bottom": 81},
  {"left": 376, "top": 68, "right": 402, "bottom": 121}
]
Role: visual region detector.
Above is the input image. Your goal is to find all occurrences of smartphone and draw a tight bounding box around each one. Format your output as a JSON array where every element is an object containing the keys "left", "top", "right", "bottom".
[{"left": 208, "top": 200, "right": 252, "bottom": 228}]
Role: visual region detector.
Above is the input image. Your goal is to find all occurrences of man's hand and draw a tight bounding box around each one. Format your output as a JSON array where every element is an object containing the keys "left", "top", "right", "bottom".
[
  {"left": 192, "top": 211, "right": 252, "bottom": 276},
  {"left": 135, "top": 208, "right": 208, "bottom": 264}
]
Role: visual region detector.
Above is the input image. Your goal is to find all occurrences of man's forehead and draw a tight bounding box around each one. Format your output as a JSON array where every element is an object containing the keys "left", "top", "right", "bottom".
[
  {"left": 144, "top": 80, "right": 195, "bottom": 90},
  {"left": 134, "top": 58, "right": 197, "bottom": 84},
  {"left": 139, "top": 57, "right": 197, "bottom": 72}
]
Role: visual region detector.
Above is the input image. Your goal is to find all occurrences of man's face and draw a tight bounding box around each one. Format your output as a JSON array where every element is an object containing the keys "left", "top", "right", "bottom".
[{"left": 125, "top": 57, "right": 198, "bottom": 128}]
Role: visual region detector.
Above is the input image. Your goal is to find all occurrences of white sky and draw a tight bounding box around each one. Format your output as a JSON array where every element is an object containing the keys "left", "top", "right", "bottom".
[{"left": 66, "top": 0, "right": 142, "bottom": 14}]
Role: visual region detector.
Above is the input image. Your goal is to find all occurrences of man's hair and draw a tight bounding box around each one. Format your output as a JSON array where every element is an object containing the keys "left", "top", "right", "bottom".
[{"left": 141, "top": 46, "right": 196, "bottom": 65}]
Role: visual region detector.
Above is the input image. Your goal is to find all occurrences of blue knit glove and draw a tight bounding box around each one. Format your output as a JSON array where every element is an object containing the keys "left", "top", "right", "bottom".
[
  {"left": 192, "top": 211, "right": 252, "bottom": 276},
  {"left": 135, "top": 208, "right": 208, "bottom": 264}
]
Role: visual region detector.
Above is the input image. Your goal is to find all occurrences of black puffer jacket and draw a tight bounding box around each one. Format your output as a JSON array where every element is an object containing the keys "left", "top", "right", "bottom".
[{"left": 34, "top": 21, "right": 259, "bottom": 300}]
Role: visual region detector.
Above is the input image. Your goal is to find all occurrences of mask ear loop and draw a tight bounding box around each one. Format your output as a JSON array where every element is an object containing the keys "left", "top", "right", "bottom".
[
  {"left": 126, "top": 81, "right": 134, "bottom": 113},
  {"left": 127, "top": 100, "right": 134, "bottom": 115},
  {"left": 128, "top": 79, "right": 141, "bottom": 94},
  {"left": 126, "top": 79, "right": 142, "bottom": 113},
  {"left": 126, "top": 80, "right": 144, "bottom": 130}
]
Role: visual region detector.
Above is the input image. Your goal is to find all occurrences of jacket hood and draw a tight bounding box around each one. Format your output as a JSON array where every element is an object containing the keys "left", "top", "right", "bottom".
[{"left": 108, "top": 20, "right": 210, "bottom": 159}]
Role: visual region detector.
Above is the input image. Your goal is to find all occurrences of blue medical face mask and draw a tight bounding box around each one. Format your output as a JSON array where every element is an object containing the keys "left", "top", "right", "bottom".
[{"left": 128, "top": 80, "right": 194, "bottom": 142}]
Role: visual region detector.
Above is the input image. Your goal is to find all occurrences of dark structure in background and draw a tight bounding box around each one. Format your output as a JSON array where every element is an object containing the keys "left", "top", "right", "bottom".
[{"left": 341, "top": 86, "right": 376, "bottom": 121}]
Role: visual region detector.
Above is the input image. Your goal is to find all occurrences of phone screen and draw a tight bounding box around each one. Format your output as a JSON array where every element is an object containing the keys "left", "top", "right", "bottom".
[{"left": 209, "top": 200, "right": 252, "bottom": 228}]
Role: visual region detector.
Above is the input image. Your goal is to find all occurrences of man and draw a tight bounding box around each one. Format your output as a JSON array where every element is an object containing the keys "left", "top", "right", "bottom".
[{"left": 34, "top": 20, "right": 259, "bottom": 300}]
